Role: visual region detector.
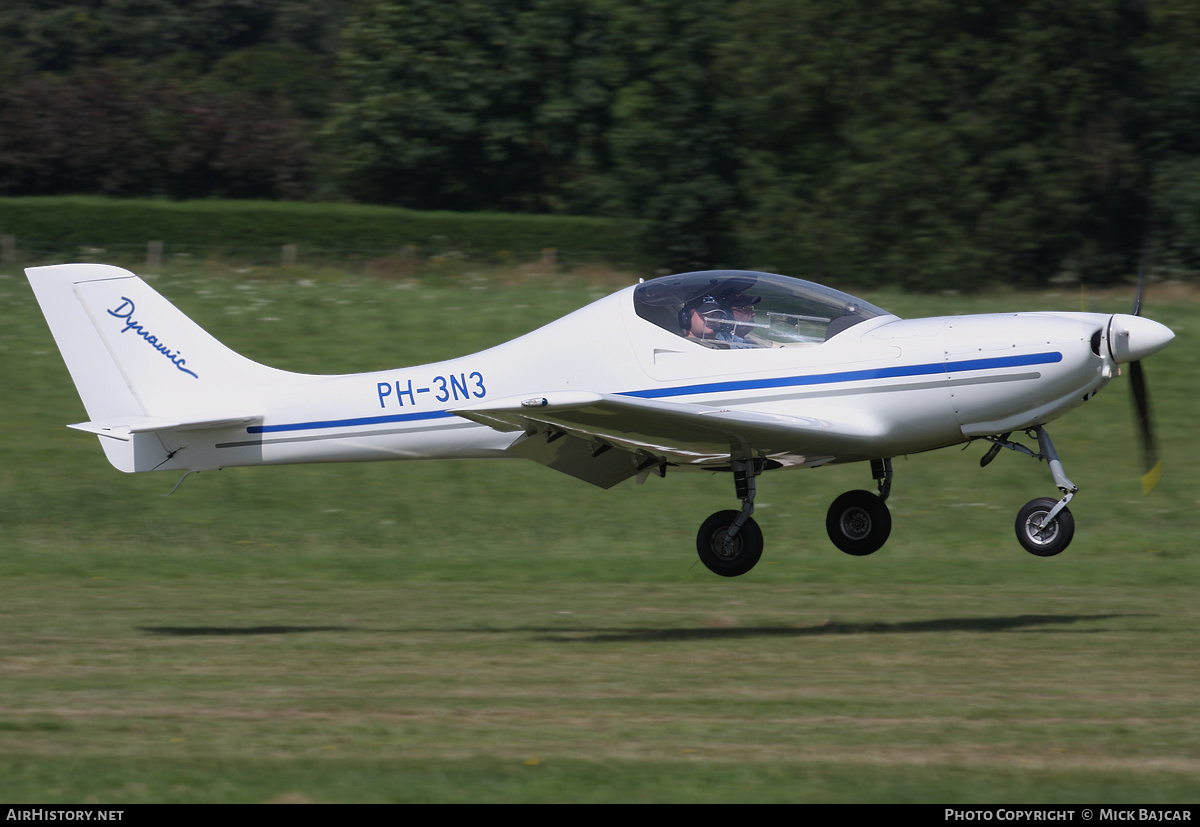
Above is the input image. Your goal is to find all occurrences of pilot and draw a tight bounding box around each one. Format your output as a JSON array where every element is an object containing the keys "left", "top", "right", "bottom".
[
  {"left": 682, "top": 296, "right": 733, "bottom": 343},
  {"left": 714, "top": 290, "right": 763, "bottom": 347}
]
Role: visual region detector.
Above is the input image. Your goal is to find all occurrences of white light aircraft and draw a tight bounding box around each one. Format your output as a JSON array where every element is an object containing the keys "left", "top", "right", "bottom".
[{"left": 27, "top": 264, "right": 1174, "bottom": 576}]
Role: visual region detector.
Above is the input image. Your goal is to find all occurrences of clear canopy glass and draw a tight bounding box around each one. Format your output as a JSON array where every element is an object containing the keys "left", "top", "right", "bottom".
[{"left": 633, "top": 270, "right": 892, "bottom": 348}]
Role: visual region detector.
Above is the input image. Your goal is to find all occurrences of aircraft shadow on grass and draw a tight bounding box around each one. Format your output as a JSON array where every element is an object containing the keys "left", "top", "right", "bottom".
[
  {"left": 533, "top": 613, "right": 1139, "bottom": 643},
  {"left": 138, "top": 625, "right": 353, "bottom": 636},
  {"left": 138, "top": 613, "right": 1136, "bottom": 641}
]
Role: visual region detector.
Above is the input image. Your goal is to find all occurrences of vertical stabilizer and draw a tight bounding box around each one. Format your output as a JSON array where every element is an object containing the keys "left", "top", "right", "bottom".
[{"left": 26, "top": 264, "right": 295, "bottom": 471}]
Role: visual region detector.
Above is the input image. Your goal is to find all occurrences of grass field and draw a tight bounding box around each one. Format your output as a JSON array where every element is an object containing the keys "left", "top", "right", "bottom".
[{"left": 1, "top": 261, "right": 1197, "bottom": 802}]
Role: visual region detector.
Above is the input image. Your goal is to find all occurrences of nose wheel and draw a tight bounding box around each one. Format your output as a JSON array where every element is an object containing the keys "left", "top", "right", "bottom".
[{"left": 1015, "top": 497, "right": 1074, "bottom": 557}]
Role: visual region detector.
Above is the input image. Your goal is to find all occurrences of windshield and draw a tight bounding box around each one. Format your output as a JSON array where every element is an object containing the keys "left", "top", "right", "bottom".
[{"left": 633, "top": 270, "right": 892, "bottom": 348}]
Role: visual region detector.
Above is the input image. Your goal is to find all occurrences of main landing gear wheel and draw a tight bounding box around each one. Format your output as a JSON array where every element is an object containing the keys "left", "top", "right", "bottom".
[
  {"left": 1015, "top": 497, "right": 1075, "bottom": 557},
  {"left": 826, "top": 490, "right": 892, "bottom": 556},
  {"left": 697, "top": 510, "right": 763, "bottom": 577}
]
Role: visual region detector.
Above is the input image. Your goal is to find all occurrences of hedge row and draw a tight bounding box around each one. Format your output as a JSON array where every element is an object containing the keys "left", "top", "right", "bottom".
[{"left": 0, "top": 197, "right": 646, "bottom": 264}]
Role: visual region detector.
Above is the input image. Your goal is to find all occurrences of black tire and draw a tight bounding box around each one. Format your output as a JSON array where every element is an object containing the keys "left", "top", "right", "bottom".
[
  {"left": 826, "top": 490, "right": 892, "bottom": 556},
  {"left": 1015, "top": 497, "right": 1074, "bottom": 557},
  {"left": 696, "top": 510, "right": 764, "bottom": 577}
]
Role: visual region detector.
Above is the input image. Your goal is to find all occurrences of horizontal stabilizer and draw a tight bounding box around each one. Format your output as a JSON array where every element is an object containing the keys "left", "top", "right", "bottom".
[{"left": 69, "top": 414, "right": 263, "bottom": 442}]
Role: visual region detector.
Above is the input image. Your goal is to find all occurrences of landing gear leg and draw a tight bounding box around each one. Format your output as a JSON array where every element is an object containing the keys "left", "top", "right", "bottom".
[
  {"left": 872, "top": 457, "right": 893, "bottom": 502},
  {"left": 696, "top": 461, "right": 764, "bottom": 577},
  {"left": 985, "top": 426, "right": 1078, "bottom": 556},
  {"left": 1014, "top": 426, "right": 1076, "bottom": 557}
]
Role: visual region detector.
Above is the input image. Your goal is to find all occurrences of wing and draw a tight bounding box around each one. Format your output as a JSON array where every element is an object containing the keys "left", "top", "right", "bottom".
[{"left": 451, "top": 391, "right": 884, "bottom": 488}]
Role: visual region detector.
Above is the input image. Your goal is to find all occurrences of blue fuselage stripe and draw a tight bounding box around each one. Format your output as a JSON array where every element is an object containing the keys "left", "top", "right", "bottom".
[
  {"left": 247, "top": 351, "right": 1063, "bottom": 435},
  {"left": 249, "top": 410, "right": 452, "bottom": 434},
  {"left": 623, "top": 351, "right": 1062, "bottom": 399}
]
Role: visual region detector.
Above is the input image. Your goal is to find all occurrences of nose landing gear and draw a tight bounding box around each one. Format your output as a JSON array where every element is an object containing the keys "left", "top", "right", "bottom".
[{"left": 981, "top": 425, "right": 1078, "bottom": 557}]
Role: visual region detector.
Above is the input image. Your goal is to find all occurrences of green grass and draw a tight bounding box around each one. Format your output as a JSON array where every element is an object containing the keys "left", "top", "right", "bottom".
[{"left": 1, "top": 263, "right": 1198, "bottom": 802}]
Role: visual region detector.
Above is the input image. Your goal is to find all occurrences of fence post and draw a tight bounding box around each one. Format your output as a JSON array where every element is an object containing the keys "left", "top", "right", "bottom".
[
  {"left": 281, "top": 244, "right": 298, "bottom": 267},
  {"left": 1, "top": 235, "right": 15, "bottom": 263},
  {"left": 146, "top": 240, "right": 163, "bottom": 270}
]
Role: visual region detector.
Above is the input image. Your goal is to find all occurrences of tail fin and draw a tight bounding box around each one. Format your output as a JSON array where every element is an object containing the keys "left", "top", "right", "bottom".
[{"left": 26, "top": 263, "right": 292, "bottom": 471}]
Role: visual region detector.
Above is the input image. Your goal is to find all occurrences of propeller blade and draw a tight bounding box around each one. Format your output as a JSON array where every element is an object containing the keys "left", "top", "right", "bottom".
[
  {"left": 1128, "top": 220, "right": 1163, "bottom": 493},
  {"left": 1132, "top": 254, "right": 1147, "bottom": 317},
  {"left": 1132, "top": 221, "right": 1152, "bottom": 317},
  {"left": 1128, "top": 359, "right": 1162, "bottom": 494}
]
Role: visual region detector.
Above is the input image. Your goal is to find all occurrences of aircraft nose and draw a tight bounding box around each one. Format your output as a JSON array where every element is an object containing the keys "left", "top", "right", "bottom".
[{"left": 1108, "top": 314, "right": 1175, "bottom": 364}]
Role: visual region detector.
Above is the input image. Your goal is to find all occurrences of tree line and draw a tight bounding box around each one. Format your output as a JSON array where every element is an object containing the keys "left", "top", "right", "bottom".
[{"left": 1, "top": 0, "right": 1197, "bottom": 288}]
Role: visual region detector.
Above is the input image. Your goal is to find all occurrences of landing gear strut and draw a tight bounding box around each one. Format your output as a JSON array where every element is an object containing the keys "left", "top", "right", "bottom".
[
  {"left": 696, "top": 461, "right": 764, "bottom": 577},
  {"left": 981, "top": 426, "right": 1078, "bottom": 557}
]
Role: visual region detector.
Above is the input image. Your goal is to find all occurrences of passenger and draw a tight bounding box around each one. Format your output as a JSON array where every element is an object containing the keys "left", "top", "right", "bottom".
[{"left": 682, "top": 296, "right": 733, "bottom": 343}]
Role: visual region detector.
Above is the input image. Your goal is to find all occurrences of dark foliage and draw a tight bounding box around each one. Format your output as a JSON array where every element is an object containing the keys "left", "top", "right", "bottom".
[
  {"left": 0, "top": 71, "right": 313, "bottom": 200},
  {"left": 2, "top": 0, "right": 1198, "bottom": 284}
]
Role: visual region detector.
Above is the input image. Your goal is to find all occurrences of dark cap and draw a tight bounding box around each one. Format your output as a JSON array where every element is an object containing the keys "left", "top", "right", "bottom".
[
  {"left": 725, "top": 292, "right": 761, "bottom": 307},
  {"left": 687, "top": 295, "right": 725, "bottom": 316}
]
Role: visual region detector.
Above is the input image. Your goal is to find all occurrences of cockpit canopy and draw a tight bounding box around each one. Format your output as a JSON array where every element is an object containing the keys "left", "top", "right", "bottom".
[{"left": 633, "top": 270, "right": 892, "bottom": 348}]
